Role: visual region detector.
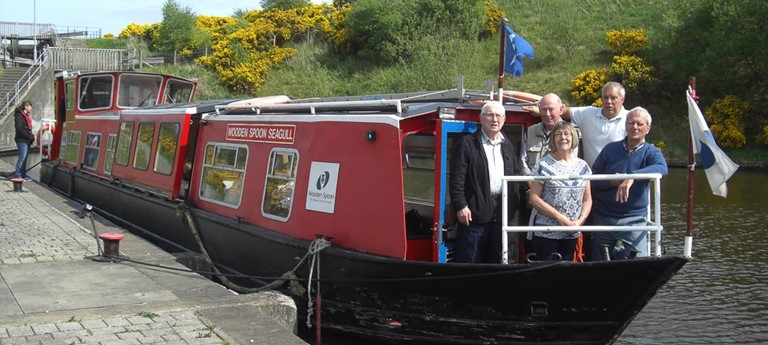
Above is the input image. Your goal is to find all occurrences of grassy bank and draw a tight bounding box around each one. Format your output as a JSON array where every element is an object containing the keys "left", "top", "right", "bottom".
[{"left": 138, "top": 0, "right": 763, "bottom": 169}]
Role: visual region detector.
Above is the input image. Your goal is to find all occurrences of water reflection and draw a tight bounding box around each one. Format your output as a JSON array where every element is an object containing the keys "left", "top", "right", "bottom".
[{"left": 618, "top": 168, "right": 768, "bottom": 344}]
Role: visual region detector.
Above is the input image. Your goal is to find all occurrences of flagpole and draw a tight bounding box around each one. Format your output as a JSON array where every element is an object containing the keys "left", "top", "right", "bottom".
[
  {"left": 497, "top": 18, "right": 507, "bottom": 102},
  {"left": 685, "top": 76, "right": 698, "bottom": 258}
]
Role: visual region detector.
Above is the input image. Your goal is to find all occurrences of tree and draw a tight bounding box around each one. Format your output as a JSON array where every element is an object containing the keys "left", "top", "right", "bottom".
[
  {"left": 261, "top": 0, "right": 310, "bottom": 10},
  {"left": 156, "top": 0, "right": 199, "bottom": 58},
  {"left": 659, "top": 0, "right": 768, "bottom": 145}
]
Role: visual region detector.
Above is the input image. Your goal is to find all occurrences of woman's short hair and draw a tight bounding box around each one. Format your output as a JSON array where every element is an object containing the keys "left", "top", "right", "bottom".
[{"left": 548, "top": 121, "right": 580, "bottom": 153}]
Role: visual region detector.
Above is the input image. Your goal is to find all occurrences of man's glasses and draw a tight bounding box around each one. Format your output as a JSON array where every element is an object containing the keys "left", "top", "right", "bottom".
[{"left": 481, "top": 113, "right": 505, "bottom": 120}]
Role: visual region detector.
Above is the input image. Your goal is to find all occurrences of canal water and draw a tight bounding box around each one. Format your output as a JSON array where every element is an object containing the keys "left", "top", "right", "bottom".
[
  {"left": 10, "top": 153, "right": 767, "bottom": 344},
  {"left": 617, "top": 168, "right": 768, "bottom": 345}
]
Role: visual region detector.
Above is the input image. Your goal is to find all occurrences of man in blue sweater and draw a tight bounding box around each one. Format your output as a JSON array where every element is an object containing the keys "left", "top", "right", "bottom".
[{"left": 591, "top": 107, "right": 667, "bottom": 260}]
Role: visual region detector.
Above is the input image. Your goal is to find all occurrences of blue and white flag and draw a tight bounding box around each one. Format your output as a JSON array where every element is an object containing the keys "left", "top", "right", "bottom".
[
  {"left": 687, "top": 91, "right": 739, "bottom": 198},
  {"left": 503, "top": 22, "right": 534, "bottom": 77}
]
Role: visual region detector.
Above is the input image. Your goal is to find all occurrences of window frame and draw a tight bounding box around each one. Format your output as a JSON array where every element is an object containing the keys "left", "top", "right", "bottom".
[
  {"left": 198, "top": 142, "right": 248, "bottom": 208},
  {"left": 132, "top": 122, "right": 156, "bottom": 171},
  {"left": 104, "top": 134, "right": 117, "bottom": 174},
  {"left": 153, "top": 122, "right": 180, "bottom": 176},
  {"left": 82, "top": 132, "right": 102, "bottom": 170},
  {"left": 261, "top": 148, "right": 299, "bottom": 222},
  {"left": 115, "top": 121, "right": 134, "bottom": 167},
  {"left": 64, "top": 131, "right": 81, "bottom": 164}
]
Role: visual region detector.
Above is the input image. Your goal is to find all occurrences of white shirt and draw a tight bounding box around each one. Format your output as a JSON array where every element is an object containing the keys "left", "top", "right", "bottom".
[
  {"left": 569, "top": 106, "right": 628, "bottom": 167},
  {"left": 481, "top": 131, "right": 505, "bottom": 195}
]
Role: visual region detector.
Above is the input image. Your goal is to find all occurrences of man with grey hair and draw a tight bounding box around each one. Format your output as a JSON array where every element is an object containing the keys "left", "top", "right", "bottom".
[
  {"left": 590, "top": 107, "right": 668, "bottom": 260},
  {"left": 450, "top": 101, "right": 523, "bottom": 263},
  {"left": 562, "top": 81, "right": 628, "bottom": 167}
]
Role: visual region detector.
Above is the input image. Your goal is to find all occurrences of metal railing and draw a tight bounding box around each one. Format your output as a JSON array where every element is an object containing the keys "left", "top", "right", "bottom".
[
  {"left": 0, "top": 21, "right": 56, "bottom": 39},
  {"left": 500, "top": 173, "right": 664, "bottom": 264},
  {"left": 46, "top": 47, "right": 125, "bottom": 71},
  {"left": 1, "top": 48, "right": 48, "bottom": 117}
]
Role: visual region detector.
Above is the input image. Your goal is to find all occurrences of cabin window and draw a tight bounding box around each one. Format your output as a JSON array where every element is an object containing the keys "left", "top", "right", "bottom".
[
  {"left": 154, "top": 122, "right": 180, "bottom": 175},
  {"left": 115, "top": 122, "right": 134, "bottom": 166},
  {"left": 65, "top": 81, "right": 75, "bottom": 111},
  {"left": 200, "top": 143, "right": 247, "bottom": 207},
  {"left": 104, "top": 134, "right": 117, "bottom": 174},
  {"left": 403, "top": 134, "right": 436, "bottom": 201},
  {"left": 64, "top": 131, "right": 81, "bottom": 164},
  {"left": 118, "top": 74, "right": 162, "bottom": 108},
  {"left": 133, "top": 122, "right": 156, "bottom": 171},
  {"left": 83, "top": 133, "right": 101, "bottom": 170},
  {"left": 164, "top": 79, "right": 195, "bottom": 104},
  {"left": 60, "top": 130, "right": 67, "bottom": 157},
  {"left": 262, "top": 148, "right": 298, "bottom": 221},
  {"left": 78, "top": 75, "right": 113, "bottom": 110}
]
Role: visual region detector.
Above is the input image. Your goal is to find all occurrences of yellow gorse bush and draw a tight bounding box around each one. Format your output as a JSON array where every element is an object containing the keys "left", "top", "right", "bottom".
[
  {"left": 197, "top": 5, "right": 336, "bottom": 95},
  {"left": 483, "top": 0, "right": 505, "bottom": 36},
  {"left": 571, "top": 28, "right": 654, "bottom": 106},
  {"left": 571, "top": 69, "right": 607, "bottom": 106},
  {"left": 759, "top": 123, "right": 768, "bottom": 145},
  {"left": 606, "top": 29, "right": 648, "bottom": 56},
  {"left": 119, "top": 23, "right": 154, "bottom": 40},
  {"left": 706, "top": 95, "right": 748, "bottom": 148},
  {"left": 611, "top": 55, "right": 653, "bottom": 90}
]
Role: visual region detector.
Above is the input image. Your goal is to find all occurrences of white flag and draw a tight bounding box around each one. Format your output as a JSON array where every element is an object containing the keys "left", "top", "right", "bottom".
[{"left": 687, "top": 91, "right": 739, "bottom": 197}]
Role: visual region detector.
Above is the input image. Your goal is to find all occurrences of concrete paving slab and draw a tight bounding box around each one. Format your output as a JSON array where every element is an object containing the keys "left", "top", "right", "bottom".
[{"left": 2, "top": 260, "right": 177, "bottom": 313}]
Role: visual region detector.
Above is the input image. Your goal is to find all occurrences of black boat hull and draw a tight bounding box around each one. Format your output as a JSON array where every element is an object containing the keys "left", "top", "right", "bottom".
[{"left": 41, "top": 164, "right": 687, "bottom": 345}]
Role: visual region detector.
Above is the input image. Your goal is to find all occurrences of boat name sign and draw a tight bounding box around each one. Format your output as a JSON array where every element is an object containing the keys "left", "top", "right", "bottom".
[{"left": 226, "top": 124, "right": 296, "bottom": 144}]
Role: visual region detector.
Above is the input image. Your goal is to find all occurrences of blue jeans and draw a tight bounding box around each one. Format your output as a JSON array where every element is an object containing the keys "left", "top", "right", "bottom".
[
  {"left": 591, "top": 214, "right": 648, "bottom": 261},
  {"left": 14, "top": 141, "right": 30, "bottom": 179}
]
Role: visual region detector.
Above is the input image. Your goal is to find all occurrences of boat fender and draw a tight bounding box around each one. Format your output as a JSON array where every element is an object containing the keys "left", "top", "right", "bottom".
[
  {"left": 502, "top": 90, "right": 542, "bottom": 104},
  {"left": 227, "top": 95, "right": 291, "bottom": 106}
]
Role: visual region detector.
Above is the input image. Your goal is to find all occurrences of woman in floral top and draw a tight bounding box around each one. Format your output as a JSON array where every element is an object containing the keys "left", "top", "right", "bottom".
[{"left": 529, "top": 121, "right": 592, "bottom": 261}]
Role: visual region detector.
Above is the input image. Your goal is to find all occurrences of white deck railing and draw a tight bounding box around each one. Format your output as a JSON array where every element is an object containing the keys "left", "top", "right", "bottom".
[{"left": 500, "top": 173, "right": 663, "bottom": 264}]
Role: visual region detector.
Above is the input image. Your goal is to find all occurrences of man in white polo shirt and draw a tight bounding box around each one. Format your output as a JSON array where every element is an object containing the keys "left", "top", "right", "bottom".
[{"left": 562, "top": 82, "right": 628, "bottom": 167}]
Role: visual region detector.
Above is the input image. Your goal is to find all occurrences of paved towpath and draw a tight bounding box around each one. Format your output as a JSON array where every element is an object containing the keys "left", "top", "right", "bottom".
[{"left": 0, "top": 159, "right": 306, "bottom": 345}]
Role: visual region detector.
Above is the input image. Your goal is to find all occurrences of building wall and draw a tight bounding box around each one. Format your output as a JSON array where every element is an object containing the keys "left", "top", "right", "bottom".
[{"left": 0, "top": 65, "right": 55, "bottom": 152}]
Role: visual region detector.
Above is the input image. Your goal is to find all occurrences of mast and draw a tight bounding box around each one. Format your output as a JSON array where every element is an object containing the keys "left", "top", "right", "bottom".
[
  {"left": 497, "top": 18, "right": 507, "bottom": 101},
  {"left": 685, "top": 76, "right": 698, "bottom": 258}
]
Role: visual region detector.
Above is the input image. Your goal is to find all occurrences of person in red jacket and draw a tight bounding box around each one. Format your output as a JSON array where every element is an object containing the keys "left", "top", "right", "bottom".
[{"left": 13, "top": 101, "right": 35, "bottom": 181}]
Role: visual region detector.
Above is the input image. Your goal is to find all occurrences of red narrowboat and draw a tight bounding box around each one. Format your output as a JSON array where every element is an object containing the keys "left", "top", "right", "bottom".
[{"left": 41, "top": 72, "right": 686, "bottom": 345}]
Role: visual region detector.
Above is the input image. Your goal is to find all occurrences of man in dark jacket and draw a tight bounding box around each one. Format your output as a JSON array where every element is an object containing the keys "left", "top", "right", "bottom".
[
  {"left": 13, "top": 101, "right": 35, "bottom": 180},
  {"left": 450, "top": 101, "right": 522, "bottom": 263}
]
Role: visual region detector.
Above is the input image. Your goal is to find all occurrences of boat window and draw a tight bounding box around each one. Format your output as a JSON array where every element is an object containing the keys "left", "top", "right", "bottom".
[
  {"left": 83, "top": 133, "right": 101, "bottom": 170},
  {"left": 403, "top": 134, "right": 435, "bottom": 202},
  {"left": 153, "top": 122, "right": 180, "bottom": 175},
  {"left": 104, "top": 134, "right": 117, "bottom": 174},
  {"left": 78, "top": 75, "right": 113, "bottom": 110},
  {"left": 262, "top": 148, "right": 298, "bottom": 221},
  {"left": 64, "top": 131, "right": 80, "bottom": 164},
  {"left": 60, "top": 130, "right": 67, "bottom": 158},
  {"left": 164, "top": 79, "right": 195, "bottom": 104},
  {"left": 115, "top": 122, "right": 134, "bottom": 166},
  {"left": 118, "top": 74, "right": 162, "bottom": 108},
  {"left": 133, "top": 122, "right": 156, "bottom": 171},
  {"left": 200, "top": 143, "right": 247, "bottom": 208},
  {"left": 65, "top": 81, "right": 75, "bottom": 111}
]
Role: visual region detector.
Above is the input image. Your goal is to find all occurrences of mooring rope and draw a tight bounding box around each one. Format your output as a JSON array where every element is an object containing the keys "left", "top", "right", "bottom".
[{"left": 305, "top": 237, "right": 331, "bottom": 329}]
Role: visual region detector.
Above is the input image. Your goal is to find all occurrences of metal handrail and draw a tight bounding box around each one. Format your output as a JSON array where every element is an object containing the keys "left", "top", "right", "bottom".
[
  {"left": 1, "top": 47, "right": 48, "bottom": 117},
  {"left": 500, "top": 173, "right": 663, "bottom": 264}
]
